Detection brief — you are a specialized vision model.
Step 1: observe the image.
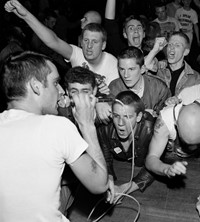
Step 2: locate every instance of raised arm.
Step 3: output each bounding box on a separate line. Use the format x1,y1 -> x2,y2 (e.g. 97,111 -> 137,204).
146,115 -> 187,177
69,93 -> 109,194
144,37 -> 167,72
4,0 -> 73,60
105,0 -> 116,20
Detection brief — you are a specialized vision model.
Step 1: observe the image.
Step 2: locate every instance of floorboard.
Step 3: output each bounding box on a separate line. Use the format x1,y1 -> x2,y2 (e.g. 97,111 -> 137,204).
68,155 -> 200,222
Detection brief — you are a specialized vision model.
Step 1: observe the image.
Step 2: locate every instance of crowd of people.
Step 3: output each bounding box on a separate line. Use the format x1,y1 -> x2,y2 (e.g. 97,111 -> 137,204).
1,0 -> 200,221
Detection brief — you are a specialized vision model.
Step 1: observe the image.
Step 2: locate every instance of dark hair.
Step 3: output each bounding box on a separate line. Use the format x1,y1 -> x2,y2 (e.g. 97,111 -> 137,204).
81,23 -> 107,42
123,15 -> 146,32
0,51 -> 53,101
169,31 -> 190,48
64,66 -> 96,89
117,46 -> 144,67
113,90 -> 145,114
155,2 -> 167,10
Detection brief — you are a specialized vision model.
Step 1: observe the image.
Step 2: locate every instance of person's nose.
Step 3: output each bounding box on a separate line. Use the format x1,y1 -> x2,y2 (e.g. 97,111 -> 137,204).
87,41 -> 93,49
124,70 -> 129,78
118,116 -> 125,126
57,84 -> 65,96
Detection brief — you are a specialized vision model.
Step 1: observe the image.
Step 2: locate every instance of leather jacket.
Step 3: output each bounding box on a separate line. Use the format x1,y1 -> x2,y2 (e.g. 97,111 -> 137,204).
97,111 -> 155,192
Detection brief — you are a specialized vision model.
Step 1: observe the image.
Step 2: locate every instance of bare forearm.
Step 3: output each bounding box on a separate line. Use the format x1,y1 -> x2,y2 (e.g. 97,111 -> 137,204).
105,0 -> 116,19
146,155 -> 170,176
22,12 -> 59,48
80,125 -> 108,174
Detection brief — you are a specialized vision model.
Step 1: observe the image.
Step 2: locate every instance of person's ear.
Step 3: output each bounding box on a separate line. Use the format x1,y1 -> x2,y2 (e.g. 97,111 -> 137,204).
136,112 -> 143,123
93,86 -> 98,96
102,41 -> 106,51
123,29 -> 127,39
30,78 -> 41,96
140,65 -> 146,74
184,48 -> 190,57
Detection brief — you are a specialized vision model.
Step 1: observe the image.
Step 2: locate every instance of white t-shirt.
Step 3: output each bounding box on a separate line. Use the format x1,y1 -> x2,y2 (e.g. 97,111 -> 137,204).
175,7 -> 198,44
160,103 -> 182,140
178,84 -> 200,105
153,16 -> 180,39
0,109 -> 88,222
68,44 -> 119,85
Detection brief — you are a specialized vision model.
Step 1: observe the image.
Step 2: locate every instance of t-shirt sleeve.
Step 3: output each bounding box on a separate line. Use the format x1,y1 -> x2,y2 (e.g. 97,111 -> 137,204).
42,116 -> 88,164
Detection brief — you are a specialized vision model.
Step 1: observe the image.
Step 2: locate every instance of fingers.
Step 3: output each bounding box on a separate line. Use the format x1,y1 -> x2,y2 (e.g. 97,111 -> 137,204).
165,96 -> 182,106
96,103 -> 112,124
154,37 -> 167,50
165,161 -> 188,177
98,83 -> 110,95
4,1 -> 14,12
106,179 -> 115,204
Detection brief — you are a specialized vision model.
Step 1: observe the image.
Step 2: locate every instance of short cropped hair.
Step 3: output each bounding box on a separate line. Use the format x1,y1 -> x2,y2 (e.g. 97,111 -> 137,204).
169,31 -> 190,48
117,46 -> 144,67
113,90 -> 145,115
81,23 -> 107,42
123,15 -> 146,32
64,66 -> 96,90
0,51 -> 53,101
155,2 -> 167,10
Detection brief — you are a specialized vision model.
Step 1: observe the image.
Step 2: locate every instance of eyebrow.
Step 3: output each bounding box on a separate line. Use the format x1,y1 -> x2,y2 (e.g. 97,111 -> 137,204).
127,24 -> 142,28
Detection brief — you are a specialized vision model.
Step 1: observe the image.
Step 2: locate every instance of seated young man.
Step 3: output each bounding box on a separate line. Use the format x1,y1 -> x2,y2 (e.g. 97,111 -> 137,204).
97,91 -> 155,196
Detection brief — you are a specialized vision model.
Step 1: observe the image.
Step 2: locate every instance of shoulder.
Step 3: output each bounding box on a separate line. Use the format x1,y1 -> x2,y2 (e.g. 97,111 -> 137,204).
43,115 -> 76,131
153,113 -> 169,136
109,78 -> 122,87
169,17 -> 179,22
144,73 -> 168,87
103,52 -> 117,62
70,44 -> 83,55
176,7 -> 182,13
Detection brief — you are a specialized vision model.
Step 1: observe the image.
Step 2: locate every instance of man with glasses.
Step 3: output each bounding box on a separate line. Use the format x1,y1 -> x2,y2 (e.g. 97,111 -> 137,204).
146,100 -> 200,178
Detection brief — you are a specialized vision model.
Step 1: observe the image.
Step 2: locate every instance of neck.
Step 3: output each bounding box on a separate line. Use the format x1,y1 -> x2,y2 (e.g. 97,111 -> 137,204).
120,124 -> 137,151
183,6 -> 190,10
169,59 -> 184,71
8,100 -> 41,115
88,52 -> 104,67
130,76 -> 143,91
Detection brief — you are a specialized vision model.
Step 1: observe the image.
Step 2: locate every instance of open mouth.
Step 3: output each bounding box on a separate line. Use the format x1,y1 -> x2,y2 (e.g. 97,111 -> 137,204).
132,37 -> 141,45
168,51 -> 175,59
117,128 -> 125,135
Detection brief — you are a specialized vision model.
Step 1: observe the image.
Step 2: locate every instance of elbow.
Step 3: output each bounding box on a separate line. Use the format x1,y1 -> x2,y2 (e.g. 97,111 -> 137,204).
145,155 -> 154,172
88,176 -> 109,195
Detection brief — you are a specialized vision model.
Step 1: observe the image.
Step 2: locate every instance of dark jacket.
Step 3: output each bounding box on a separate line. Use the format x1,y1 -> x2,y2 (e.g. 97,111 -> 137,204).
109,73 -> 171,114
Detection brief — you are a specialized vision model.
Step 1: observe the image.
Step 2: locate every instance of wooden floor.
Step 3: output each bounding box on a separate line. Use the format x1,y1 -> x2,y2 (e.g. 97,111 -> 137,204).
68,153 -> 200,222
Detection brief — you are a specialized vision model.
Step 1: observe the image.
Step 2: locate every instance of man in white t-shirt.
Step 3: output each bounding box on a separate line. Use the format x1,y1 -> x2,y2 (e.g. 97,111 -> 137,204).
5,0 -> 119,86
175,0 -> 200,46
153,2 -> 180,39
0,51 -> 111,222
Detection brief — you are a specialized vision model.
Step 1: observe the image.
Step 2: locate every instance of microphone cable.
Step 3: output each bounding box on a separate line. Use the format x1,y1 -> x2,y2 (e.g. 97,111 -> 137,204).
87,99 -> 141,222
